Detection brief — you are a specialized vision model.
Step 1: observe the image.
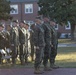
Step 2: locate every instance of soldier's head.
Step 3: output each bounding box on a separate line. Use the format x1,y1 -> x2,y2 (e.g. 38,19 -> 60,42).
6,25 -> 11,31
31,23 -> 35,29
23,20 -> 29,29
35,16 -> 42,25
43,15 -> 50,23
12,19 -> 19,27
0,23 -> 4,31
50,19 -> 56,26
19,21 -> 25,28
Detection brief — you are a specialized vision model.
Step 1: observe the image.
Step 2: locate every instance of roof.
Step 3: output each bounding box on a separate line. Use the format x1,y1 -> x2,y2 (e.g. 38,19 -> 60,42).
10,0 -> 38,3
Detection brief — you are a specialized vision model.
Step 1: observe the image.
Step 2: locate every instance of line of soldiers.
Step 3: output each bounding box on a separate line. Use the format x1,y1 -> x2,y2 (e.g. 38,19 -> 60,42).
0,23 -> 11,64
0,20 -> 30,65
33,16 -> 59,74
0,16 -> 59,74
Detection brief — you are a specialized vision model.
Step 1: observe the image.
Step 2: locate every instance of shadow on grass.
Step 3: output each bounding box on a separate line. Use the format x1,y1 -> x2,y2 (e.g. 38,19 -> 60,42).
0,47 -> 76,68
0,61 -> 34,69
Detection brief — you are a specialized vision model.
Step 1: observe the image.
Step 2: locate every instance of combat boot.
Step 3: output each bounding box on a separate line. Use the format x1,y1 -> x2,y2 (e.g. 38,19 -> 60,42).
50,63 -> 59,69
34,68 -> 44,74
44,66 -> 52,71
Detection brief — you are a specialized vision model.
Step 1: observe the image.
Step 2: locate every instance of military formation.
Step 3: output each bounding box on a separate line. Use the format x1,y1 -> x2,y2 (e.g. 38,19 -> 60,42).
33,16 -> 59,74
0,16 -> 59,74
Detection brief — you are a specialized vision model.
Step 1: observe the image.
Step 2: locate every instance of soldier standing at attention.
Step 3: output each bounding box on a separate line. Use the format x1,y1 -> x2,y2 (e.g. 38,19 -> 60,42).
33,17 -> 45,74
19,21 -> 26,65
23,21 -> 29,63
30,24 -> 35,61
0,23 -> 6,64
42,16 -> 52,71
49,20 -> 59,69
10,20 -> 19,65
4,25 -> 12,63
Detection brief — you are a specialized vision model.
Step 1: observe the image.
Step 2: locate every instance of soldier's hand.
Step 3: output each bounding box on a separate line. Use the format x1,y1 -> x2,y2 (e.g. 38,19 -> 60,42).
51,44 -> 53,47
35,46 -> 39,49
11,44 -> 14,46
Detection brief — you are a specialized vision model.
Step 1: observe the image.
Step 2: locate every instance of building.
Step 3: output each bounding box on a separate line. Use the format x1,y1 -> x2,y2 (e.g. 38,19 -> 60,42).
10,0 -> 39,24
55,21 -> 71,38
10,0 -> 71,38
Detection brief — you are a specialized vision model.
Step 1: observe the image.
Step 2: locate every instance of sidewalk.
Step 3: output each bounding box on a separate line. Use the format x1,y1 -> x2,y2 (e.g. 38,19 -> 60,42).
0,68 -> 76,75
58,43 -> 76,47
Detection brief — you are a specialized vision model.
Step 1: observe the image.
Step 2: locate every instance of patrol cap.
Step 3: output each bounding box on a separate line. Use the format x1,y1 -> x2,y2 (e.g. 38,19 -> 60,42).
25,23 -> 29,26
20,20 -> 29,26
13,20 -> 18,23
0,23 -> 4,28
21,20 -> 27,24
35,16 -> 42,20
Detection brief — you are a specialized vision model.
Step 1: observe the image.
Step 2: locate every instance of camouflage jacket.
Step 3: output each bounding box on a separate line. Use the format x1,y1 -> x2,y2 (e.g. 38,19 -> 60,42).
33,24 -> 45,47
42,22 -> 51,45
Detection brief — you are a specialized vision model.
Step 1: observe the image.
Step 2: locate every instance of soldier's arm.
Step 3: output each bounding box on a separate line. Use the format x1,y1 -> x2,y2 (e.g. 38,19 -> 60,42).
33,27 -> 39,47
10,29 -> 15,46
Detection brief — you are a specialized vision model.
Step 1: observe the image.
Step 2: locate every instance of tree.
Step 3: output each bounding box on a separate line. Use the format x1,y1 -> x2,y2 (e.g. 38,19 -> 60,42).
0,0 -> 12,20
38,0 -> 76,40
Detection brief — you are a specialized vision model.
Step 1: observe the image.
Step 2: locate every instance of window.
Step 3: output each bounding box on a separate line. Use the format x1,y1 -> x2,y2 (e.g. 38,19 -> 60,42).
25,4 -> 33,14
27,21 -> 34,25
38,7 -> 41,11
54,24 -> 58,30
65,21 -> 71,29
10,5 -> 18,14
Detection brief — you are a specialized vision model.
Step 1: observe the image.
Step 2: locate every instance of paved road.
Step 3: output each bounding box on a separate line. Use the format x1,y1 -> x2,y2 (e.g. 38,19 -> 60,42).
0,68 -> 76,75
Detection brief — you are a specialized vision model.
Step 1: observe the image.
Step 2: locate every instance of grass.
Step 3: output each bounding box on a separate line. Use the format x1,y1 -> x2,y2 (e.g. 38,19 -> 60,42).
58,39 -> 76,44
0,47 -> 76,68
0,39 -> 76,68
55,47 -> 76,68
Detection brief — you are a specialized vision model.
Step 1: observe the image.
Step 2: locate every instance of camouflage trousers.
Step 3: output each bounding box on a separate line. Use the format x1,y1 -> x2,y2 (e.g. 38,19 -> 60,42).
34,46 -> 44,69
11,46 -> 19,64
50,45 -> 57,64
43,45 -> 51,67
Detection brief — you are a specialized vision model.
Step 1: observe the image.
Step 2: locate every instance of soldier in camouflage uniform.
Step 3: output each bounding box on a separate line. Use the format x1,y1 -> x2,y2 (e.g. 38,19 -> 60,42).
42,16 -> 52,71
29,24 -> 35,61
23,22 -> 29,63
19,21 -> 29,64
5,25 -> 12,63
49,20 -> 59,69
10,20 -> 19,65
0,23 -> 6,64
19,21 -> 26,65
33,17 -> 45,74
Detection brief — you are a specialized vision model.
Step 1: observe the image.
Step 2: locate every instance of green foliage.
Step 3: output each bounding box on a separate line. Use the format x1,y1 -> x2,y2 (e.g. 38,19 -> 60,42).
0,0 -> 12,20
38,0 -> 76,24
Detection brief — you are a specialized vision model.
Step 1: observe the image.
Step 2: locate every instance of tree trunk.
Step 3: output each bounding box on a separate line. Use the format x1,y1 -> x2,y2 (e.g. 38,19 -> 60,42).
71,24 -> 75,40
74,25 -> 76,40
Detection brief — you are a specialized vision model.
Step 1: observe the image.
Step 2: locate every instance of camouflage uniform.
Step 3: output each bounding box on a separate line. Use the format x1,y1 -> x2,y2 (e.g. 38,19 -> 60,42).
24,29 -> 30,63
10,26 -> 19,64
42,22 -> 51,68
49,25 -> 58,68
19,27 -> 26,64
0,31 -> 6,63
30,24 -> 35,61
4,31 -> 11,49
33,24 -> 45,71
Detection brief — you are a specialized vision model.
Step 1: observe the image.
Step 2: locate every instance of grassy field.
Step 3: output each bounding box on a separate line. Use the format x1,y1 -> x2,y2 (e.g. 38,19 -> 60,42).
0,47 -> 76,68
0,39 -> 76,68
58,39 -> 76,44
55,47 -> 76,68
